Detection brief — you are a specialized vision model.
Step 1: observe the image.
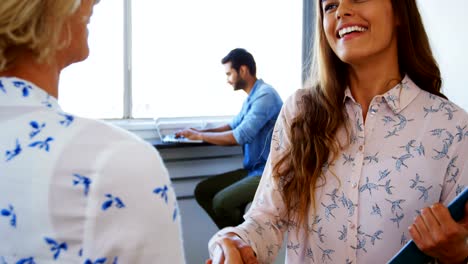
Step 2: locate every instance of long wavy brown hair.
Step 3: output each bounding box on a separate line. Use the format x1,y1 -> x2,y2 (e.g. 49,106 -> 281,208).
272,0 -> 444,230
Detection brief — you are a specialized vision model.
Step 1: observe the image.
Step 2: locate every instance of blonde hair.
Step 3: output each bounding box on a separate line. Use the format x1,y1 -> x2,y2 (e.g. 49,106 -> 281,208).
0,0 -> 81,70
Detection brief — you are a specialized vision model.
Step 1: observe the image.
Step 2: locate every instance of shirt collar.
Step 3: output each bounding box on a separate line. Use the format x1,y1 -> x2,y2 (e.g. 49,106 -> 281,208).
343,75 -> 421,114
0,77 -> 62,111
247,79 -> 264,100
343,87 -> 355,104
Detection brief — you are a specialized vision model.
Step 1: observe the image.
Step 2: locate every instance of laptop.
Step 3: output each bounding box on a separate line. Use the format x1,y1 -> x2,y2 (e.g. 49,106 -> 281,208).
155,117 -> 204,144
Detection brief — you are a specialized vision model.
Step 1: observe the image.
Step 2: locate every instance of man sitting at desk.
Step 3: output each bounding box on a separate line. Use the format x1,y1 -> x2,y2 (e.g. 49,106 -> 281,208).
176,48 -> 283,228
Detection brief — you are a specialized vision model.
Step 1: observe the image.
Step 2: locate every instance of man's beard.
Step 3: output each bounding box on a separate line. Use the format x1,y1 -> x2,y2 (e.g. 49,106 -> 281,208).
234,78 -> 247,91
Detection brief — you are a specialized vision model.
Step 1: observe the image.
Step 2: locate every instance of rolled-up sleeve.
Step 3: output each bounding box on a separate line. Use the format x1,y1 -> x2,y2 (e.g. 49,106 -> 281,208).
229,109 -> 242,131
232,91 -> 279,145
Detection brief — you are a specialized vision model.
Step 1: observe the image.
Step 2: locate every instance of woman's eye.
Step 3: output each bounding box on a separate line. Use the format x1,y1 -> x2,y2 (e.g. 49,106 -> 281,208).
324,3 -> 338,12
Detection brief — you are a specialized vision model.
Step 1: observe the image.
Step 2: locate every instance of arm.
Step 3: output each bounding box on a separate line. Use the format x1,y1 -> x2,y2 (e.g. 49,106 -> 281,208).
82,140 -> 185,263
208,155 -> 288,263
207,92 -> 296,263
409,118 -> 468,264
199,130 -> 237,145
202,124 -> 232,133
231,91 -> 281,145
175,124 -> 237,146
176,89 -> 281,146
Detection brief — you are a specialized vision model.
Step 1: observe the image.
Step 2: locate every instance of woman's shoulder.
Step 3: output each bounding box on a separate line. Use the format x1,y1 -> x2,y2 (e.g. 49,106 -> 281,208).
76,117 -> 145,142
62,116 -> 155,158
282,88 -> 312,116
417,89 -> 468,123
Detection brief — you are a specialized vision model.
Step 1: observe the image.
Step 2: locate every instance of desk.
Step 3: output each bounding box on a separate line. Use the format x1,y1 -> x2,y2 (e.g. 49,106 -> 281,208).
146,139 -> 243,264
148,139 -> 212,149
146,139 -> 243,198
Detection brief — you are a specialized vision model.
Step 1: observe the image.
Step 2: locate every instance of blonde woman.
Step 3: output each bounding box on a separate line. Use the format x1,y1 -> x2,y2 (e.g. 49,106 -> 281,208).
0,0 -> 184,263
208,0 -> 468,263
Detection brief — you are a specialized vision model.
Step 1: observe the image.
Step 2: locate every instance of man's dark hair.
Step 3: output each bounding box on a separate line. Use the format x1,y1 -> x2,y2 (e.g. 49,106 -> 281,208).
221,48 -> 257,76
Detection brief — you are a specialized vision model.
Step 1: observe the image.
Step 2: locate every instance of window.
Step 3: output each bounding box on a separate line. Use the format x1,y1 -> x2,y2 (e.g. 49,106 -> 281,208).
418,0 -> 468,110
60,0 -> 124,119
58,0 -> 303,120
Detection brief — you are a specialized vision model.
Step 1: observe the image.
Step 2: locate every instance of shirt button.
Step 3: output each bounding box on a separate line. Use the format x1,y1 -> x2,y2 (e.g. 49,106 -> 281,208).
352,182 -> 357,188
358,145 -> 363,151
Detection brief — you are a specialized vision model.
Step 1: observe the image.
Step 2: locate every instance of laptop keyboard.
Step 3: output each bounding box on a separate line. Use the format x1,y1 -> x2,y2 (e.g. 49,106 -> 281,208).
162,134 -> 203,143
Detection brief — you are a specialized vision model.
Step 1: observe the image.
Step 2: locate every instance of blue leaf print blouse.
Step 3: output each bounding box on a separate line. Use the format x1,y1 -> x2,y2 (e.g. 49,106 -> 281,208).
209,75 -> 468,263
0,77 -> 185,263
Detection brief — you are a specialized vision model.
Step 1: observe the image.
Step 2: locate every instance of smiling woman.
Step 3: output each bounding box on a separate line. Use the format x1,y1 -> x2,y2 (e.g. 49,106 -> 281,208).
323,0 -> 398,68
206,0 -> 468,263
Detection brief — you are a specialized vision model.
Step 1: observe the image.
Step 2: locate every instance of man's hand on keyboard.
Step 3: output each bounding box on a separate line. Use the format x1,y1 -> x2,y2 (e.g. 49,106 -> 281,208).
175,128 -> 203,141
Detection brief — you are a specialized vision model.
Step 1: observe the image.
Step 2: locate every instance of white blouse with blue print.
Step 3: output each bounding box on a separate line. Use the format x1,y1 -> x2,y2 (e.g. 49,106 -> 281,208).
0,77 -> 185,263
210,76 -> 468,263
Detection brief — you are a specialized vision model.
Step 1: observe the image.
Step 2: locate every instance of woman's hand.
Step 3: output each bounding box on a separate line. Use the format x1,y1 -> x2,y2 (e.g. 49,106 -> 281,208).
207,233 -> 258,264
409,202 -> 468,264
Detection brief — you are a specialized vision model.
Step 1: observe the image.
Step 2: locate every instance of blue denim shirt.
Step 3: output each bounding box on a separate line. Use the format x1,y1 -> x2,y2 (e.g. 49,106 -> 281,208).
230,79 -> 283,176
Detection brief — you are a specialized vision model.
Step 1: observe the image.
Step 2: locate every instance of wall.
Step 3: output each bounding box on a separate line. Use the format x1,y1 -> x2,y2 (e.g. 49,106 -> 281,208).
418,0 -> 468,110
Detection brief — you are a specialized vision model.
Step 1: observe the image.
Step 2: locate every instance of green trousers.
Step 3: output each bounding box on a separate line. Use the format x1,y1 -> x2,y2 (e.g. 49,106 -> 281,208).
194,168 -> 261,229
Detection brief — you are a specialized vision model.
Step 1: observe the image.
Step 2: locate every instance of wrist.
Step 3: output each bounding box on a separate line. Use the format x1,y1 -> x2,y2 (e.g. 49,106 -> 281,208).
199,132 -> 204,141
438,255 -> 468,264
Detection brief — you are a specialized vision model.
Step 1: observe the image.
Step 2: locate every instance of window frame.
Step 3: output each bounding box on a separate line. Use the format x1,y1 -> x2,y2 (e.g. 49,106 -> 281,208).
107,0 -> 315,138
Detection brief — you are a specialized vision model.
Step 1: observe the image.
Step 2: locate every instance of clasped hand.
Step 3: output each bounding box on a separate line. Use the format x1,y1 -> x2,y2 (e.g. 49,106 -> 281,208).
409,202 -> 468,264
207,233 -> 258,264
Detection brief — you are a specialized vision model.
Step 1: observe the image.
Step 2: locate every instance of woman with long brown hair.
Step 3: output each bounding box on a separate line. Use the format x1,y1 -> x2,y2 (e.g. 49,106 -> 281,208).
207,0 -> 468,263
